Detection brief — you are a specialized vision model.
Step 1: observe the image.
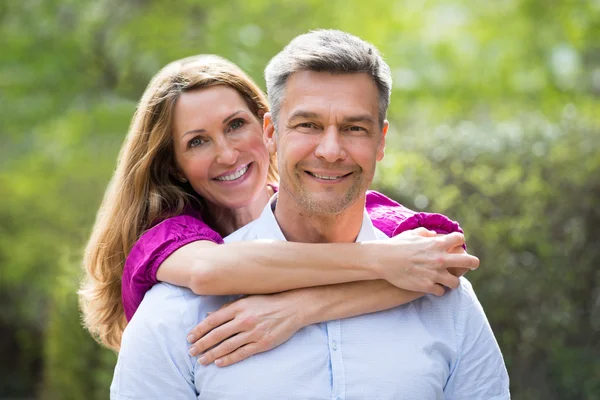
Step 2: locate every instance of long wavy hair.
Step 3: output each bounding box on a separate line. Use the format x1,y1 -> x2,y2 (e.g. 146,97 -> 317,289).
79,55 -> 278,351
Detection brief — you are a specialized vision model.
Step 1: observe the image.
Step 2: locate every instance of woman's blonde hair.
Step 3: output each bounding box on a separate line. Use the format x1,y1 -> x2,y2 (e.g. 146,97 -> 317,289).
79,55 -> 278,351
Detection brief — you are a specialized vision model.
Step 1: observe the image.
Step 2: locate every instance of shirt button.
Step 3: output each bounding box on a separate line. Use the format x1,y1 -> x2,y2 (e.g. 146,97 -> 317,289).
332,341 -> 338,351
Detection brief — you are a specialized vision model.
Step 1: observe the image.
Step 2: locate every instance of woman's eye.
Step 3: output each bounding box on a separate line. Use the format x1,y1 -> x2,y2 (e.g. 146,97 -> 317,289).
229,119 -> 244,131
188,137 -> 206,148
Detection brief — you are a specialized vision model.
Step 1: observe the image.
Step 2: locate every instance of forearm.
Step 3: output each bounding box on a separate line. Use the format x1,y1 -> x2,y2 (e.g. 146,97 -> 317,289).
287,280 -> 424,326
159,240 -> 383,295
284,246 -> 470,326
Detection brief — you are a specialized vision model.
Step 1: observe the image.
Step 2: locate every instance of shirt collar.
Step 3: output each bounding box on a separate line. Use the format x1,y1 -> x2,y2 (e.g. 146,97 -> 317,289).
252,193 -> 380,243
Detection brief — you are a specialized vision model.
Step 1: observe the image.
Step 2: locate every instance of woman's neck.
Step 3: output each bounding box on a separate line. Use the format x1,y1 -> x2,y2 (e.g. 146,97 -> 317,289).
204,185 -> 274,237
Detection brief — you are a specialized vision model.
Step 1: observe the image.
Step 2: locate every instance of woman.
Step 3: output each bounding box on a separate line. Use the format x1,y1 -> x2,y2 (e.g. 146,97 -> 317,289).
79,55 -> 478,365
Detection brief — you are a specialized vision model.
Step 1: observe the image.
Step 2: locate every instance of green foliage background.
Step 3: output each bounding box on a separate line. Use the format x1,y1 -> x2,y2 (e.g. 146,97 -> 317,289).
1,0 -> 599,399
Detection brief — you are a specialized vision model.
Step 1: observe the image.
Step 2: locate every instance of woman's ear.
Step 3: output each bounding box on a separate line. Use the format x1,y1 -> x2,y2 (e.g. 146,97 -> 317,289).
170,164 -> 188,183
263,112 -> 277,155
257,108 -> 266,121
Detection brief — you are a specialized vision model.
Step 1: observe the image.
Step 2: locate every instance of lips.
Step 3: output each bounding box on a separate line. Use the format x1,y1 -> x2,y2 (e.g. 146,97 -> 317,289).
305,170 -> 352,180
214,163 -> 250,181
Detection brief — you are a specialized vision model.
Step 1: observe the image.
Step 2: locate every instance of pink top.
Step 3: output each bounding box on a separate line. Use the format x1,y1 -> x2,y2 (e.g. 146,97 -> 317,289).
122,190 -> 464,321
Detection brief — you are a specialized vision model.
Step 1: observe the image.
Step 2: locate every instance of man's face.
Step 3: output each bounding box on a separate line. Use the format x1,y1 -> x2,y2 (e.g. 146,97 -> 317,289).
266,71 -> 388,215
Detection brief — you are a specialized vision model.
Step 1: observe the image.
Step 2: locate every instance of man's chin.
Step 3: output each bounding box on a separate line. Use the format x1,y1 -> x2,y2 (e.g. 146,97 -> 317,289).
297,192 -> 357,216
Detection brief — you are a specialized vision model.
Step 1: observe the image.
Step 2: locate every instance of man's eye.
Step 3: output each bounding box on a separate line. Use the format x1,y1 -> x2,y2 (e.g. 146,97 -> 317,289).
348,126 -> 366,132
298,122 -> 316,129
188,137 -> 206,148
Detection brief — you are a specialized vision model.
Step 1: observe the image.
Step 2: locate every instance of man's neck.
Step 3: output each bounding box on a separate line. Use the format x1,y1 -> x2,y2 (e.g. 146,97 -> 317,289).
273,189 -> 367,243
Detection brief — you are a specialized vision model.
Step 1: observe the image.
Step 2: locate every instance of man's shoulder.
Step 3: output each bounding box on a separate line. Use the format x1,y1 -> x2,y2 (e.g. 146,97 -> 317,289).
130,283 -> 198,331
133,283 -> 236,334
142,282 -> 196,304
412,277 -> 480,318
439,277 -> 477,306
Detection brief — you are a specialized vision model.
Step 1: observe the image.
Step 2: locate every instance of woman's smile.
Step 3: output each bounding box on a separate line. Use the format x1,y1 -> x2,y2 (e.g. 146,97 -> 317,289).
172,86 -> 270,210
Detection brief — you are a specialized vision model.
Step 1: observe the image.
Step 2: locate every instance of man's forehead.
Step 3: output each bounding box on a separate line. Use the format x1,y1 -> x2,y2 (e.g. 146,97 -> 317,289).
281,71 -> 379,121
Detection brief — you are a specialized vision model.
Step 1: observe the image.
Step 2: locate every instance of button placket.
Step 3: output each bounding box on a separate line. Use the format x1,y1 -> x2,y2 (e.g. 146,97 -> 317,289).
327,320 -> 345,400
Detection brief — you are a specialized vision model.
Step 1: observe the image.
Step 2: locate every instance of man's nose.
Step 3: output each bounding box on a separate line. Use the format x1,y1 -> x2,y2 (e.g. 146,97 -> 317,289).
314,126 -> 346,162
215,139 -> 239,165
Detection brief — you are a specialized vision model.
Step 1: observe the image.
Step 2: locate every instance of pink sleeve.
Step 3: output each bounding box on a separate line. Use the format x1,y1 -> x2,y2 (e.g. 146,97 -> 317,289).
122,214 -> 223,321
366,190 -> 466,247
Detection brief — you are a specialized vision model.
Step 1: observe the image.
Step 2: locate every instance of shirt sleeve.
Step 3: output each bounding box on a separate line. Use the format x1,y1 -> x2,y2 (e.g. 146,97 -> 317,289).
444,279 -> 511,399
110,284 -> 198,400
391,212 -> 464,237
122,213 -> 224,321
365,190 -> 466,248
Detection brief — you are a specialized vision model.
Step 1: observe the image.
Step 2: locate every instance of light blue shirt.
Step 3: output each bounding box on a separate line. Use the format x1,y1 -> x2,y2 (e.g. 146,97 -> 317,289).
111,197 -> 510,399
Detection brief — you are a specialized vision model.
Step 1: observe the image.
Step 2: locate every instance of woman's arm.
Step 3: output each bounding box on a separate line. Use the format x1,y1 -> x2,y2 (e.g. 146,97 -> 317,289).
188,247 -> 469,367
187,279 -> 418,366
186,238 -> 470,367
299,243 -> 469,325
157,229 -> 477,296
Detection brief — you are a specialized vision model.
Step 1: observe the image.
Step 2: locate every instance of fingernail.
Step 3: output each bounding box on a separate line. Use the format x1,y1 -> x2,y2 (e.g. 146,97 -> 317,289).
215,359 -> 223,367
188,347 -> 197,356
187,334 -> 196,343
199,356 -> 207,365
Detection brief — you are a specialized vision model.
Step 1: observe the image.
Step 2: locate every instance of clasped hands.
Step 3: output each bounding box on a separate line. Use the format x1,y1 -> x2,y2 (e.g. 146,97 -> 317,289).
187,228 -> 479,367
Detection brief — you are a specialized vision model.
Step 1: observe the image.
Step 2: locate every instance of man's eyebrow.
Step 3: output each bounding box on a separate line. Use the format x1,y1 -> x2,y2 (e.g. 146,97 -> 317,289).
288,110 -> 322,121
181,110 -> 245,139
343,114 -> 376,125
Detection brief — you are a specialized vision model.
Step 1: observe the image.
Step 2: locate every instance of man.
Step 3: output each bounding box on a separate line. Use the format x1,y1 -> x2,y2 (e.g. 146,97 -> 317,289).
111,30 -> 510,399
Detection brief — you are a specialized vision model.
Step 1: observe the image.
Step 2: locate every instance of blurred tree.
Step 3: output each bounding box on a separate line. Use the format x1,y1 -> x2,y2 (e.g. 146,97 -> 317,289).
0,0 -> 598,398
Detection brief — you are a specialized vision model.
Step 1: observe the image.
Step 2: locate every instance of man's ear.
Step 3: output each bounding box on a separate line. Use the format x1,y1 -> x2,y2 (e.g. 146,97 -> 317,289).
263,112 -> 277,155
376,120 -> 388,161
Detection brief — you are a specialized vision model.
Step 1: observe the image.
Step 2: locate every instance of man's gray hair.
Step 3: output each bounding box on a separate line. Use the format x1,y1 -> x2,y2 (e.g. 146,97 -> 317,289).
264,29 -> 392,129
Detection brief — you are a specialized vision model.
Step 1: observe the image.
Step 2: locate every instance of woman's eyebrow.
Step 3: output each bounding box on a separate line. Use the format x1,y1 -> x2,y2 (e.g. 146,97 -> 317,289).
222,110 -> 245,124
181,128 -> 206,140
181,110 -> 246,140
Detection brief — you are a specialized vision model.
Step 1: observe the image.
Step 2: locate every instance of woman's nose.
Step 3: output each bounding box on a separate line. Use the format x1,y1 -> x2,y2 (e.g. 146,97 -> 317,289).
215,140 -> 239,165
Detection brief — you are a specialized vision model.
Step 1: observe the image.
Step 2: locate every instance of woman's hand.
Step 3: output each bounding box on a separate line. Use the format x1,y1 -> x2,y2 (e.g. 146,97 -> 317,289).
372,228 -> 480,296
187,292 -> 302,367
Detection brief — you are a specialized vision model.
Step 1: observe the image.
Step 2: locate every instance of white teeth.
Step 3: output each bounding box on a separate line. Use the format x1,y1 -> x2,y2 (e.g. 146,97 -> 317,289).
215,165 -> 249,181
310,172 -> 343,180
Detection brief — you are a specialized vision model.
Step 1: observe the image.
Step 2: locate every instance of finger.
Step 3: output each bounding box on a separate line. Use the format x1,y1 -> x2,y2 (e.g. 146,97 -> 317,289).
187,306 -> 236,343
218,299 -> 237,310
429,283 -> 446,297
438,232 -> 466,249
448,267 -> 470,277
214,342 -> 263,367
437,273 -> 460,290
189,320 -> 243,356
446,253 -> 480,270
412,227 -> 437,237
198,332 -> 252,365
422,280 -> 446,296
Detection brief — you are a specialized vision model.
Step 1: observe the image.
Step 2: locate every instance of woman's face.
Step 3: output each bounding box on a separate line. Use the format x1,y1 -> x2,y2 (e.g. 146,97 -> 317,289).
172,85 -> 270,210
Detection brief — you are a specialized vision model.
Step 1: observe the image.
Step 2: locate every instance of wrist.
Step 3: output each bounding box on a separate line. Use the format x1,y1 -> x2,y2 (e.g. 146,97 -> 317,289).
280,289 -> 317,327
360,241 -> 387,281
